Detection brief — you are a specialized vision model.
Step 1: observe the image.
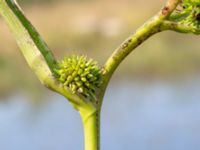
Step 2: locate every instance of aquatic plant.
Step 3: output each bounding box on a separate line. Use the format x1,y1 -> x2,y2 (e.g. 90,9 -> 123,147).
0,0 -> 199,150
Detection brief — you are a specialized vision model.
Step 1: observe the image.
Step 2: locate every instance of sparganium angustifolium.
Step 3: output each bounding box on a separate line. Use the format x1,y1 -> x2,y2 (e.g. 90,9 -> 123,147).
55,55 -> 102,101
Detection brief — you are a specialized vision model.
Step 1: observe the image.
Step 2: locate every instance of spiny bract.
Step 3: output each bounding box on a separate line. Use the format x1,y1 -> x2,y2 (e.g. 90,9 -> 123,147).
56,55 -> 102,100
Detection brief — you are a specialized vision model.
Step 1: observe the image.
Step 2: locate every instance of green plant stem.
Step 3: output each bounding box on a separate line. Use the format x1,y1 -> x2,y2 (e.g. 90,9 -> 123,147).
161,20 -> 200,34
103,16 -> 162,83
100,0 -> 180,107
0,0 -> 91,106
80,110 -> 100,150
103,0 -> 180,80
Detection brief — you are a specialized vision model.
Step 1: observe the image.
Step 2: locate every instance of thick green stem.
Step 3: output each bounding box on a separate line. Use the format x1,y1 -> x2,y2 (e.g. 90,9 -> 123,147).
80,110 -> 100,150
100,0 -> 180,107
103,0 -> 180,80
161,20 -> 200,34
103,17 -> 162,81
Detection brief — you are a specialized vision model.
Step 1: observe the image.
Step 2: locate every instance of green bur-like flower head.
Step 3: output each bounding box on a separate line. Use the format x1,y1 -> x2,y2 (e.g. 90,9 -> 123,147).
56,55 -> 102,100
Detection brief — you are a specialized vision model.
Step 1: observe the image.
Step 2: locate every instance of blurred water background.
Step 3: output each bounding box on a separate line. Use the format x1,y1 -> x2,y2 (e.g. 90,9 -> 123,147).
1,0 -> 200,149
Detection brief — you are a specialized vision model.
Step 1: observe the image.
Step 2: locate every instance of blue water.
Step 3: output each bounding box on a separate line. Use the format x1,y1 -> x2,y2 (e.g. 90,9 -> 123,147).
1,77 -> 200,150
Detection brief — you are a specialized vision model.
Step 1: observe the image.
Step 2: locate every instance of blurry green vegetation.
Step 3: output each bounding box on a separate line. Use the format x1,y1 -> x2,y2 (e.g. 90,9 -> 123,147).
1,0 -> 200,97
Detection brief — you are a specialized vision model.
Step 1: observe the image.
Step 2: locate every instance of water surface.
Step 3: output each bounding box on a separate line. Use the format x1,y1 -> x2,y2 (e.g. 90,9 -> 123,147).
1,78 -> 200,150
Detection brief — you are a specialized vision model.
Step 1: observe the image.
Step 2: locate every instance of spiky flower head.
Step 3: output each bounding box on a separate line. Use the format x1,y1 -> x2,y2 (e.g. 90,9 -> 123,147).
56,55 -> 102,100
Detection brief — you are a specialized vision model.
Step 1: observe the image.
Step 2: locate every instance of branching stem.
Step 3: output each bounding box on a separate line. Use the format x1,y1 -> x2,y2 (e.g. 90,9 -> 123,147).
0,0 -> 92,107
3,0 -> 198,150
101,0 -> 180,106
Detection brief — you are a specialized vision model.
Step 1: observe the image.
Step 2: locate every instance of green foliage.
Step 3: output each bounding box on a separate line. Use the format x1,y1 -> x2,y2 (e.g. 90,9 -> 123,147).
182,0 -> 200,22
56,55 -> 102,100
168,0 -> 200,33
